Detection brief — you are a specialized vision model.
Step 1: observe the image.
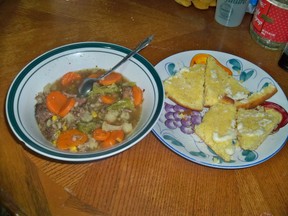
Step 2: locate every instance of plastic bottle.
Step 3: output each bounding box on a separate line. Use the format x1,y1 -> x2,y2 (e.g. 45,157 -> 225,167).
215,0 -> 249,27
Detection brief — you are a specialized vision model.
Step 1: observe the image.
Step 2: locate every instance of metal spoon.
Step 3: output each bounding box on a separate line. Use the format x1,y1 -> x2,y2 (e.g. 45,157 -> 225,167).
78,35 -> 154,97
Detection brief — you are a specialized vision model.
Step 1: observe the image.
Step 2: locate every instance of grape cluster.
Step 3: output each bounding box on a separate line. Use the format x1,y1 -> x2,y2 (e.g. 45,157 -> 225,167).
164,102 -> 202,134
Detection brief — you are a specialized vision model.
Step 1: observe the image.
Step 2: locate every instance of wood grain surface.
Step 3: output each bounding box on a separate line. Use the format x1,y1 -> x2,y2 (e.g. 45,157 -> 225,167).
0,0 -> 287,215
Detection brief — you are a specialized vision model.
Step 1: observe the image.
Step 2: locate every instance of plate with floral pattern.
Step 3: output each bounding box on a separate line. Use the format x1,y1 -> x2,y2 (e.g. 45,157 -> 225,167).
152,50 -> 288,169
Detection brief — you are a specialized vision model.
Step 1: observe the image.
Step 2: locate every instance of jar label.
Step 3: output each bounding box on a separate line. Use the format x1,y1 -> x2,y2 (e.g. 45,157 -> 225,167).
251,0 -> 288,43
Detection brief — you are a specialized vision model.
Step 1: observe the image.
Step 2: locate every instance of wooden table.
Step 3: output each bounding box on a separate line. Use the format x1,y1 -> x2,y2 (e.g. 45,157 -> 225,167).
1,1 -> 287,215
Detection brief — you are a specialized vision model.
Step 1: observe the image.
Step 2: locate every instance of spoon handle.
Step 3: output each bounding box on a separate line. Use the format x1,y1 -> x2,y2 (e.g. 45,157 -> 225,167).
95,35 -> 154,80
78,35 -> 154,97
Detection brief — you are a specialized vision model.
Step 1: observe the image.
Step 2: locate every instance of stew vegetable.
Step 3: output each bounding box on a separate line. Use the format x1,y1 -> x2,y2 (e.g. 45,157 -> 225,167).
35,68 -> 143,152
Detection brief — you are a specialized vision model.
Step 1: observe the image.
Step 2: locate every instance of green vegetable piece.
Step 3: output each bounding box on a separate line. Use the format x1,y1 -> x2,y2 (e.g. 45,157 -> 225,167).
77,122 -> 99,134
89,83 -> 120,96
122,81 -> 136,87
108,98 -> 135,111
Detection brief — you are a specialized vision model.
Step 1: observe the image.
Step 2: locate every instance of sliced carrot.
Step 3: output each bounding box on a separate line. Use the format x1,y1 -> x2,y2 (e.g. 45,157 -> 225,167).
110,130 -> 125,142
190,53 -> 233,75
100,136 -> 116,148
132,85 -> 143,106
100,95 -> 116,104
58,98 -> 76,117
93,128 -> 111,141
56,129 -> 88,150
60,72 -> 81,87
46,91 -> 75,117
98,129 -> 125,148
99,72 -> 122,86
46,91 -> 68,115
88,73 -> 102,79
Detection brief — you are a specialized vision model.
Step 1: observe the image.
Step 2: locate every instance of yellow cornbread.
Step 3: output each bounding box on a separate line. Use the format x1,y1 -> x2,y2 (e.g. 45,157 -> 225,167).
195,103 -> 237,162
235,83 -> 278,109
163,56 -> 281,161
164,56 -> 277,111
164,64 -> 205,111
204,56 -> 250,107
237,106 -> 282,150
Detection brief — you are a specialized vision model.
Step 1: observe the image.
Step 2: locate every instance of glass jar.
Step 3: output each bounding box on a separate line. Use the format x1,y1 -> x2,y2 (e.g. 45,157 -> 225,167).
250,0 -> 288,50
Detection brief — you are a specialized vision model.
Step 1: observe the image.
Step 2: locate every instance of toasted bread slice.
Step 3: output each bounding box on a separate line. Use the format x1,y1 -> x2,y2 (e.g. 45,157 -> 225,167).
235,83 -> 278,109
163,64 -> 205,111
195,103 -> 237,161
236,106 -> 282,150
204,56 -> 250,107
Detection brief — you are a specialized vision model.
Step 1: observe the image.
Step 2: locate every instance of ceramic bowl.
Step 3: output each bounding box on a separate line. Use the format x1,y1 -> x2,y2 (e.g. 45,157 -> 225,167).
6,42 -> 164,161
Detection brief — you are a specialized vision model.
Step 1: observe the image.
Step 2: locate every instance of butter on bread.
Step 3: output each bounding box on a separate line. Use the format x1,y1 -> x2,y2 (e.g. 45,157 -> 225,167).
204,56 -> 250,107
237,106 -> 282,150
195,103 -> 237,162
235,84 -> 278,109
164,64 -> 205,111
195,103 -> 282,161
163,56 -> 277,111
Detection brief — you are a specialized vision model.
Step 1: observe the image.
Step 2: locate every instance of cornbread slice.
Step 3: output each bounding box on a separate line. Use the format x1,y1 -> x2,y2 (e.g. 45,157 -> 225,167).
195,103 -> 237,161
164,64 -> 205,111
204,56 -> 250,107
235,83 -> 278,109
237,106 -> 282,150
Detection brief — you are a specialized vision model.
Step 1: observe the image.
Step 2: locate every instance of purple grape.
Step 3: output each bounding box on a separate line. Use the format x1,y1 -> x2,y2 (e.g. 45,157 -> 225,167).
180,125 -> 194,134
181,118 -> 192,127
164,102 -> 175,112
191,115 -> 202,125
173,112 -> 183,121
173,104 -> 186,112
173,119 -> 182,128
165,119 -> 177,129
165,112 -> 175,120
191,111 -> 201,117
163,102 -> 203,133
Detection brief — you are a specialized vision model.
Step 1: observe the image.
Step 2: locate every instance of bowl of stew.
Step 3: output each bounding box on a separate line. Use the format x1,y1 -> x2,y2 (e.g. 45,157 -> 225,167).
6,41 -> 164,161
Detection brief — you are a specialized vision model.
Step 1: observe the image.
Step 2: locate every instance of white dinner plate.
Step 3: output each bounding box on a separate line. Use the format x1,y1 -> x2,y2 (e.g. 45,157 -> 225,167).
152,50 -> 288,169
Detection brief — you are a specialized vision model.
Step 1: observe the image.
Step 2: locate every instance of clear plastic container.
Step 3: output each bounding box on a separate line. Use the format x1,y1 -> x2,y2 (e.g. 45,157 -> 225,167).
215,0 -> 249,27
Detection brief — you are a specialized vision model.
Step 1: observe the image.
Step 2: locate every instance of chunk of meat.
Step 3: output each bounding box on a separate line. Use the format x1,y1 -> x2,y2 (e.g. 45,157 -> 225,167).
122,86 -> 133,100
35,103 -> 53,127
